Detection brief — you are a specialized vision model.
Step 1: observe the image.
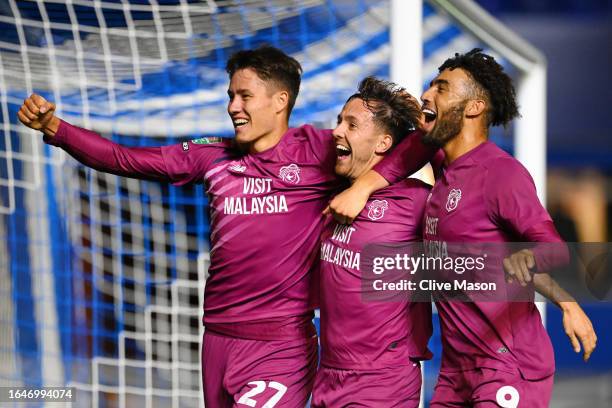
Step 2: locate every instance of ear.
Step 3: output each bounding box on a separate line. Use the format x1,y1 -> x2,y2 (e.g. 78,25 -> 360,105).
465,99 -> 486,118
375,133 -> 393,154
274,90 -> 290,115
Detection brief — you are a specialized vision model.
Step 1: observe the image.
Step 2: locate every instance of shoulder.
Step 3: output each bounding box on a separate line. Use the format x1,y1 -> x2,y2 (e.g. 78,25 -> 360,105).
283,124 -> 334,163
190,136 -> 226,145
161,136 -> 236,163
481,144 -> 533,190
359,180 -> 429,230
380,178 -> 431,199
184,136 -> 236,156
285,124 -> 332,144
402,177 -> 432,192
479,143 -> 531,179
187,136 -> 235,150
370,178 -> 431,213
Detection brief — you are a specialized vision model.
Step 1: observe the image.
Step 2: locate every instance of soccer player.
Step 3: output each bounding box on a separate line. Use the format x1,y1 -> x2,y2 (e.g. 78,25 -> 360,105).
312,77 -> 432,407
362,48 -> 596,407
17,46 -> 434,407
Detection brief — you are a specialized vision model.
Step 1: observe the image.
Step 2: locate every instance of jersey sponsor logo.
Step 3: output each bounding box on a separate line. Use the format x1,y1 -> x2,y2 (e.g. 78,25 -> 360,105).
278,163 -> 300,184
331,224 -> 356,244
182,142 -> 189,151
228,161 -> 247,172
223,195 -> 288,215
320,241 -> 361,270
243,177 -> 273,194
445,188 -> 462,212
367,199 -> 388,221
191,137 -> 222,144
425,216 -> 439,236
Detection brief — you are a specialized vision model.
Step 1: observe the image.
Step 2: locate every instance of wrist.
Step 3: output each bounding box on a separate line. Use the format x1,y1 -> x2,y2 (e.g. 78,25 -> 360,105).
354,170 -> 387,195
559,301 -> 575,313
350,178 -> 374,200
42,116 -> 60,138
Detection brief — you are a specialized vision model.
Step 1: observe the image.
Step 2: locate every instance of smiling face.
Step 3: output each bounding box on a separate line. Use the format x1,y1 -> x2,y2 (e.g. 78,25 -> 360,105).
420,68 -> 472,147
227,68 -> 288,152
333,98 -> 392,181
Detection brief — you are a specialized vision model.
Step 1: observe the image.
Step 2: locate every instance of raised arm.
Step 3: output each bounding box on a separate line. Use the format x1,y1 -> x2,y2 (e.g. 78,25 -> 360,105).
45,120 -> 172,182
18,93 -> 214,184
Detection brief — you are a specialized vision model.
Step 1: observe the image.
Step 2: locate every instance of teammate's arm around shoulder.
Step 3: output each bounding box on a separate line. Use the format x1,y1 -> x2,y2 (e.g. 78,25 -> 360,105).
325,130 -> 436,224
323,170 -> 389,224
17,93 -> 215,185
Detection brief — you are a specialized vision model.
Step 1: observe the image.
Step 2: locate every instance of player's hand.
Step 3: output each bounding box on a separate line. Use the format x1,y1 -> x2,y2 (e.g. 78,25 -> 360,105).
503,249 -> 534,286
323,185 -> 369,224
17,93 -> 60,136
561,301 -> 597,362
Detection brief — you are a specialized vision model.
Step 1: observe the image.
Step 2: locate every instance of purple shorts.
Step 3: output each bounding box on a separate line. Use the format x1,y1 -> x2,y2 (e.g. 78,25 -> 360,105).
201,331 -> 317,407
311,362 -> 422,408
430,368 -> 553,407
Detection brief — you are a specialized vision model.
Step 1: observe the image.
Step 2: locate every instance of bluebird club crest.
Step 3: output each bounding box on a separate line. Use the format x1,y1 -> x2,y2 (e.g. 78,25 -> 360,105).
367,199 -> 389,221
279,163 -> 301,184
446,189 -> 462,212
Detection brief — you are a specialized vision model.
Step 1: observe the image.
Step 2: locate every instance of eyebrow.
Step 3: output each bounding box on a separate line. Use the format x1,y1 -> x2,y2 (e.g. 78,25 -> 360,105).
227,88 -> 252,95
338,113 -> 359,123
430,79 -> 449,87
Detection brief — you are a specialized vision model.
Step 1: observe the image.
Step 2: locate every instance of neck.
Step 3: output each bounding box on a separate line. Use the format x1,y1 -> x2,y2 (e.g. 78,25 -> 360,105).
442,123 -> 488,165
248,121 -> 289,154
349,154 -> 384,184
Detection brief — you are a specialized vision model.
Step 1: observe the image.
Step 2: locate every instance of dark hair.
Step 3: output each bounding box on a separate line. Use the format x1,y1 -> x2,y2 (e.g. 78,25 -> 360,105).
347,76 -> 421,145
438,48 -> 519,127
226,46 -> 302,116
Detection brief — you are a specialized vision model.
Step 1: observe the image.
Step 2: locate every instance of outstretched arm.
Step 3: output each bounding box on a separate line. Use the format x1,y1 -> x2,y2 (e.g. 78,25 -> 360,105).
18,93 -> 172,181
18,93 -> 213,184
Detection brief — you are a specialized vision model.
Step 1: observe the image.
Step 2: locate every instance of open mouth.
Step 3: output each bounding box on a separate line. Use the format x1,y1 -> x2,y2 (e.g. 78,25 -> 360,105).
336,144 -> 351,160
232,118 -> 249,128
422,108 -> 437,123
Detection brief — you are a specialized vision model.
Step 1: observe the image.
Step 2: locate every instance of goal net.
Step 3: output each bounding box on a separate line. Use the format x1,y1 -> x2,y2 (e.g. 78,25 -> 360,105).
0,1 -> 544,407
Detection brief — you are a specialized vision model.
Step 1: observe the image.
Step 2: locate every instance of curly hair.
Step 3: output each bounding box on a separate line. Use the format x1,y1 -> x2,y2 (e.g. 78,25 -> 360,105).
226,46 -> 303,115
439,48 -> 520,127
347,76 -> 421,146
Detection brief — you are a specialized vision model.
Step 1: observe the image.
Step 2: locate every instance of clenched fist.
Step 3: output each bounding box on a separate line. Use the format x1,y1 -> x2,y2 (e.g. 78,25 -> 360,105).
17,94 -> 60,137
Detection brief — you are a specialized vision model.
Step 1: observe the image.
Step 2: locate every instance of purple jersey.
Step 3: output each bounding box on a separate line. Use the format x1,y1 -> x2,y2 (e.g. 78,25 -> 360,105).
319,179 -> 433,370
47,121 -> 434,340
422,141 -> 558,380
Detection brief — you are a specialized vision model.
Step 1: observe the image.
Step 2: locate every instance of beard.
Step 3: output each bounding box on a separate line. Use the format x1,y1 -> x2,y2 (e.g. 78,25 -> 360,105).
422,101 -> 466,148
